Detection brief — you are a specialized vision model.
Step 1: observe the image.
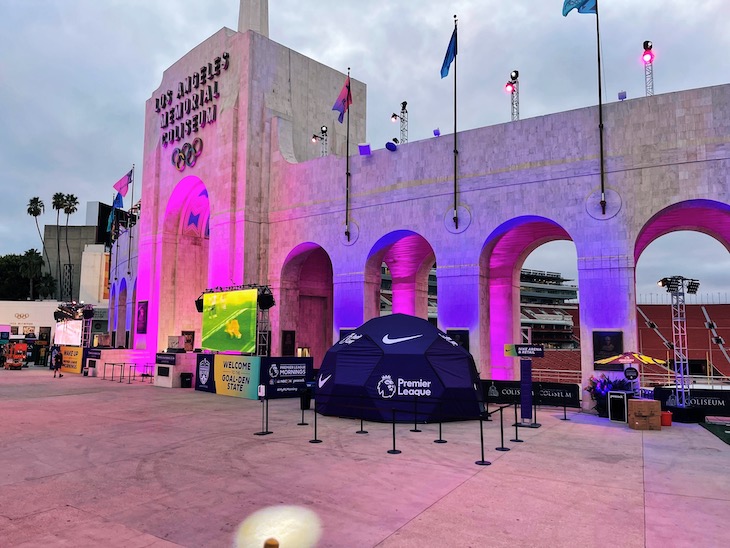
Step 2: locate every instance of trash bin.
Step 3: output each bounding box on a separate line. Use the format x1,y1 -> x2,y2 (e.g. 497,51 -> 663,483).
661,411 -> 672,427
180,372 -> 193,388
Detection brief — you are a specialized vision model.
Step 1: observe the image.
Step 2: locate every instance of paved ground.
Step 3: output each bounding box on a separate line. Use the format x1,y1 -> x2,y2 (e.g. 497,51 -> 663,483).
1,367 -> 728,547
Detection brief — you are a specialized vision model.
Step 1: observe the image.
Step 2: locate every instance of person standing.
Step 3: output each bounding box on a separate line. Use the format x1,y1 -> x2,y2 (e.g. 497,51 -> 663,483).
53,351 -> 63,378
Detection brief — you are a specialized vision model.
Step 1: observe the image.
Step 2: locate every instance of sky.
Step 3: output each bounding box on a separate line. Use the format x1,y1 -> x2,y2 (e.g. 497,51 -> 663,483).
1,0 -> 728,301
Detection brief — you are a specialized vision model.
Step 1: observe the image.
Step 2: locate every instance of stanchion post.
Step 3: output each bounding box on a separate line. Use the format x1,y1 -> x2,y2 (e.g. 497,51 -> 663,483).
356,418 -> 368,434
484,401 -> 492,421
410,396 -> 421,432
561,404 -> 570,421
309,399 -> 322,443
254,398 -> 273,436
298,406 -> 308,426
496,406 -> 510,451
434,422 -> 447,444
387,408 -> 401,454
510,403 -> 523,443
475,418 -> 491,466
532,403 -> 541,428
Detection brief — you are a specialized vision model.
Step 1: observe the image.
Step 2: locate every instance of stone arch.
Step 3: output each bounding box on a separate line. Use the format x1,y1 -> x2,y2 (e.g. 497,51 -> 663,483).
635,199 -> 730,261
365,231 -> 436,323
279,243 -> 333,367
480,216 -> 574,379
158,176 -> 209,351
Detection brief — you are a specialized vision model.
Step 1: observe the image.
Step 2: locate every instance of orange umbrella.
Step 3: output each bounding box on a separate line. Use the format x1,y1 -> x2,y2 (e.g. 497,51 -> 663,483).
594,351 -> 666,367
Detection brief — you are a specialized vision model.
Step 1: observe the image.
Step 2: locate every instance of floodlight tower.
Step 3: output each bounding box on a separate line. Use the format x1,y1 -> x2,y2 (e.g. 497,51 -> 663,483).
657,276 -> 700,407
505,70 -> 519,121
390,101 -> 408,144
642,41 -> 655,97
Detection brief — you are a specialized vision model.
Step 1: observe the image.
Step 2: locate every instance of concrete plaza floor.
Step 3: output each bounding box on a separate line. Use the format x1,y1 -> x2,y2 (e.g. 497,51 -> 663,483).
1,367 -> 728,548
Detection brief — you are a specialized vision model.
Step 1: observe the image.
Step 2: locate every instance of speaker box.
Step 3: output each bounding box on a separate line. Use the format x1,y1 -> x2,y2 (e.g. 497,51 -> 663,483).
195,297 -> 204,313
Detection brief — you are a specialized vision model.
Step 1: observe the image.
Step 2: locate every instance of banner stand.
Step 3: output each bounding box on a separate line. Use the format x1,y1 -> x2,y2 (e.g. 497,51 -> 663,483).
254,397 -> 273,436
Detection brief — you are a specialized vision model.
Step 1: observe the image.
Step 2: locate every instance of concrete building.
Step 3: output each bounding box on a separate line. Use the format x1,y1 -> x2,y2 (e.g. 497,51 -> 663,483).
109,1 -> 730,397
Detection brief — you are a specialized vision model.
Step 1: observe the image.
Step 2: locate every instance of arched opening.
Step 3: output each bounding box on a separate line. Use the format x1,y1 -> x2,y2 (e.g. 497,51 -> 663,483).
365,231 -> 436,324
280,243 -> 333,368
635,200 -> 730,379
116,278 -> 128,348
480,216 -> 574,380
158,177 -> 209,351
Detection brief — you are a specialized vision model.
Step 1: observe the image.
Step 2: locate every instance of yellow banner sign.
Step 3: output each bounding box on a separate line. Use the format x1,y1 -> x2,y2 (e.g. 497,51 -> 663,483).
60,345 -> 83,374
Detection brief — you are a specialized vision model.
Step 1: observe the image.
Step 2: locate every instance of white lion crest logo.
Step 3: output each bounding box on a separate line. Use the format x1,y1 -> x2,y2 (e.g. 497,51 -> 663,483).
269,364 -> 279,378
377,375 -> 396,399
199,358 -> 211,385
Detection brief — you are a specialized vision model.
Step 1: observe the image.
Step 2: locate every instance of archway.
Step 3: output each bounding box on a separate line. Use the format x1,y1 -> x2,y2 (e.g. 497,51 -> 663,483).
280,243 -> 333,368
480,216 -> 574,379
116,278 -> 128,348
158,177 -> 209,351
365,231 -> 436,323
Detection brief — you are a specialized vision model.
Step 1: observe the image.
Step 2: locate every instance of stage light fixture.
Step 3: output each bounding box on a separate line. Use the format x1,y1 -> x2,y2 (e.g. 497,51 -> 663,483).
618,91 -> 627,101
320,125 -> 327,135
391,113 -> 399,122
646,321 -> 657,329
358,143 -> 371,156
257,286 -> 276,310
195,295 -> 204,313
433,128 -> 440,137
705,321 -> 717,329
510,70 -> 519,81
385,140 -> 398,152
712,336 -> 725,345
505,81 -> 515,93
642,40 -> 654,64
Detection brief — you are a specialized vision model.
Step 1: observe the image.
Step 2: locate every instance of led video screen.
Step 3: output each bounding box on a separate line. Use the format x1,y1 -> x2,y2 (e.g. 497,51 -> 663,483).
201,289 -> 257,353
54,320 -> 83,346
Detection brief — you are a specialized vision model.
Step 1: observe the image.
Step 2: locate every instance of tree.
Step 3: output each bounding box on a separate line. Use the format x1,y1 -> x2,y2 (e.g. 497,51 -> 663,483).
63,194 -> 79,300
37,273 -> 57,300
19,249 -> 44,300
27,197 -> 50,273
52,192 -> 65,300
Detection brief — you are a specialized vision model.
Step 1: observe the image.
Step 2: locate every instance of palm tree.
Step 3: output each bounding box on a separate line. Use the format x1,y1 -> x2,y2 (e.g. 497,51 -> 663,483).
51,192 -> 65,300
63,194 -> 79,300
27,197 -> 50,273
37,273 -> 57,300
19,249 -> 44,300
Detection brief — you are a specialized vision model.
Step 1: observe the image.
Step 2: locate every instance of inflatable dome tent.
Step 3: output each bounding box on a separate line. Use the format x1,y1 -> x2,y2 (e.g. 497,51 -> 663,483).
315,314 -> 483,423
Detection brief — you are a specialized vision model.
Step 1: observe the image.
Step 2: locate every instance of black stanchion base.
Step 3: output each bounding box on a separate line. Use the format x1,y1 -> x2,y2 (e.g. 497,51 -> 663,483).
387,449 -> 402,454
515,422 -> 541,428
410,428 -> 422,433
510,438 -> 524,443
434,439 -> 447,444
356,429 -> 368,434
254,431 -> 273,436
495,447 -> 510,452
560,417 -> 571,421
309,439 -> 323,444
475,460 -> 491,466
297,422 -> 309,426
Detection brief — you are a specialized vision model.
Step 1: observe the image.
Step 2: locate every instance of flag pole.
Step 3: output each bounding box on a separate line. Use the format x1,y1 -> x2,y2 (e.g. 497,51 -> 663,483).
452,15 -> 459,230
595,2 -> 606,215
126,165 -> 134,274
345,68 -> 351,242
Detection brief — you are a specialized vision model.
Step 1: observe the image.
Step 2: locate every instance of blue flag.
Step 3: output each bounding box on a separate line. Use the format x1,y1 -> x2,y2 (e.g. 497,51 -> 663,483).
106,192 -> 124,232
331,76 -> 352,124
562,0 -> 597,16
440,28 -> 457,78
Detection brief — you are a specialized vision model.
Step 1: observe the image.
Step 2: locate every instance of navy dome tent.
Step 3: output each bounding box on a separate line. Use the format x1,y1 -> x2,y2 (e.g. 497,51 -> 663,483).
315,314 -> 483,423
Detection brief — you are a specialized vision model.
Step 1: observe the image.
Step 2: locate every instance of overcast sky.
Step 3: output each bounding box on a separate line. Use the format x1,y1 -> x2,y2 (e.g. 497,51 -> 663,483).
1,0 -> 728,301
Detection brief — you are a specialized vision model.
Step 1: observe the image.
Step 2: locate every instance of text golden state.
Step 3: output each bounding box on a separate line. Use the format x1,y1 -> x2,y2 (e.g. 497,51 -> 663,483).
221,360 -> 251,391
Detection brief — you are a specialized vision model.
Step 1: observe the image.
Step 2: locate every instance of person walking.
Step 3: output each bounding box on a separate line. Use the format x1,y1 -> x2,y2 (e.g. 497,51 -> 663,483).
53,351 -> 63,378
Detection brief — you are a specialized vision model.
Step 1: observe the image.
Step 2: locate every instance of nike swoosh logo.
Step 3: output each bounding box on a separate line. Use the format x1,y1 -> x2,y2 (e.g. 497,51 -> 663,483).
318,374 -> 332,388
382,334 -> 423,345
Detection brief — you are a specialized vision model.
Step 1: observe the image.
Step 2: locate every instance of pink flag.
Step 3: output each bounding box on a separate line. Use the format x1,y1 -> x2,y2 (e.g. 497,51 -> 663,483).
331,76 -> 352,124
113,169 -> 132,197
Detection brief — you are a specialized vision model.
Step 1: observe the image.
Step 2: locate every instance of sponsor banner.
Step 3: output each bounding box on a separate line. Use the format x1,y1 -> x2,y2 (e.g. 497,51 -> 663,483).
259,357 -> 313,399
520,359 -> 533,421
60,345 -> 83,374
156,353 -> 177,365
653,386 -> 729,415
195,354 -> 216,393
505,344 -> 545,357
201,289 -> 257,353
212,354 -> 260,399
85,348 -> 102,360
483,380 -> 581,408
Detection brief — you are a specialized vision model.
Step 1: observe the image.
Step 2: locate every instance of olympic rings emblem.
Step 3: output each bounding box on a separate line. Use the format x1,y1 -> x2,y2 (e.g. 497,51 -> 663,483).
15,313 -> 29,319
171,137 -> 203,171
